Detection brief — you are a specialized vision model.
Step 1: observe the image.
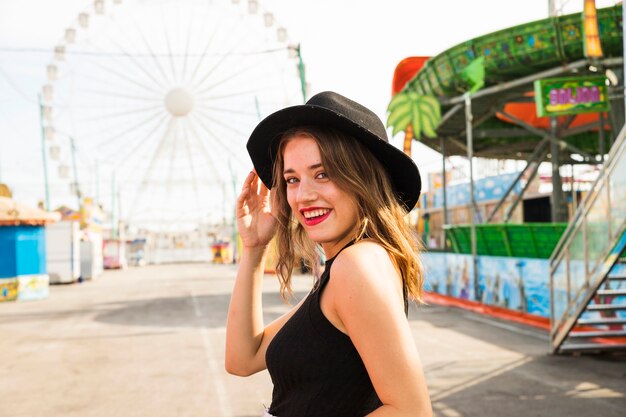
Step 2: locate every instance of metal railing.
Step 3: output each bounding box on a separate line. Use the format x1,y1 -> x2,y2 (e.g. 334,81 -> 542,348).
549,124 -> 626,352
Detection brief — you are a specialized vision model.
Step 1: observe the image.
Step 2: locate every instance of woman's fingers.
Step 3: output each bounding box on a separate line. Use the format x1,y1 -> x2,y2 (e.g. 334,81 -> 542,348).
237,171 -> 258,213
249,172 -> 259,196
259,180 -> 269,197
270,188 -> 279,218
241,171 -> 255,192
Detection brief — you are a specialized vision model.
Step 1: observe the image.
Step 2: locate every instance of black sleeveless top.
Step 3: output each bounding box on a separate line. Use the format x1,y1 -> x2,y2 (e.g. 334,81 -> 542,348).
265,242 -> 386,417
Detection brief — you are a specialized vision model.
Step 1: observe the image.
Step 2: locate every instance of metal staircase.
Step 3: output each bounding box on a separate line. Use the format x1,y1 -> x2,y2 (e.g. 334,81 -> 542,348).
549,125 -> 626,354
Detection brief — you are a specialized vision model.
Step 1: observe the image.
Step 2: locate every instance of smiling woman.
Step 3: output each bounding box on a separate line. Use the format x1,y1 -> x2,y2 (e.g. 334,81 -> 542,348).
226,91 -> 432,417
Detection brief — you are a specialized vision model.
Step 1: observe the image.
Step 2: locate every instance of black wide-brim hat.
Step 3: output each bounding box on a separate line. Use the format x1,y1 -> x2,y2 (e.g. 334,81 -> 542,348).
246,91 -> 421,212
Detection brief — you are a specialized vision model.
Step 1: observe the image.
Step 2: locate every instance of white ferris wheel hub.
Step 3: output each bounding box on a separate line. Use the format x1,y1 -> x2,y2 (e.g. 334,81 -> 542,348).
165,87 -> 194,117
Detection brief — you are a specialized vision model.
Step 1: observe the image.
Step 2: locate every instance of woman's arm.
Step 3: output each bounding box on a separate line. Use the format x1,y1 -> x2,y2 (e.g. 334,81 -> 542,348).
328,242 -> 433,417
225,245 -> 307,376
225,171 -> 303,376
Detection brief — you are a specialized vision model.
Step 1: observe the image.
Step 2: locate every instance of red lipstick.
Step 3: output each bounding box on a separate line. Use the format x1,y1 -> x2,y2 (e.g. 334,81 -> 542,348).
300,207 -> 332,226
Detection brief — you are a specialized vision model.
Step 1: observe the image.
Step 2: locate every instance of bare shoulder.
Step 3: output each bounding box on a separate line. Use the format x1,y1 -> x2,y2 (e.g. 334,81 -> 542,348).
333,240 -> 392,274
328,240 -> 403,308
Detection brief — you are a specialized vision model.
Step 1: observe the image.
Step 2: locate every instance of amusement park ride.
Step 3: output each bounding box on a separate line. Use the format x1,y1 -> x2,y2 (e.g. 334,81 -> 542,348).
390,1 -> 626,354
31,0 -> 307,266
37,0 -> 305,235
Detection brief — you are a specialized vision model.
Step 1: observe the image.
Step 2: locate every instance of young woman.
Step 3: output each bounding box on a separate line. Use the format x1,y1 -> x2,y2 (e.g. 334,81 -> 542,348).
226,91 -> 432,417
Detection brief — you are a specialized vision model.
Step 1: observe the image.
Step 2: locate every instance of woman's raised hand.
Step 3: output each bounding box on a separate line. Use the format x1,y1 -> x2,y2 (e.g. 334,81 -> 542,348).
236,171 -> 277,248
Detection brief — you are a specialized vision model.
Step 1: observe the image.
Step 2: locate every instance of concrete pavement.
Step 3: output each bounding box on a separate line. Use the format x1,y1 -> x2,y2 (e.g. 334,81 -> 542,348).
0,263 -> 624,417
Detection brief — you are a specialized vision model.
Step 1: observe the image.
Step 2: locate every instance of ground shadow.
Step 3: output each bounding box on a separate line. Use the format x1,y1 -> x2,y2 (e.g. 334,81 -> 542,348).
408,303 -> 626,417
93,291 -> 308,329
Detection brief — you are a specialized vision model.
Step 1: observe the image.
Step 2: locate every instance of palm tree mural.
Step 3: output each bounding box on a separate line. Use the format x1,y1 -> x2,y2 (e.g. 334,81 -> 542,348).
387,57 -> 442,156
387,55 -> 486,156
386,90 -> 441,155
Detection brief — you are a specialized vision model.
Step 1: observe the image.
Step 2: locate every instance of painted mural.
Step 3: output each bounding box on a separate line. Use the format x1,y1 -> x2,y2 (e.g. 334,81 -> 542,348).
429,172 -> 522,209
17,275 -> 49,301
423,252 -> 626,320
423,252 -> 549,316
0,278 -> 18,302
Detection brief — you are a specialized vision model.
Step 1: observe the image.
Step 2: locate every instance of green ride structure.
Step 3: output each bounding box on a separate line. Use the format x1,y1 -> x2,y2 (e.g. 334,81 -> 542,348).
391,4 -> 626,354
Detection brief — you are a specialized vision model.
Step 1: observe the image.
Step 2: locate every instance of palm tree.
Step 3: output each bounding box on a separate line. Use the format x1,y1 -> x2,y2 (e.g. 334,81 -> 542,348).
386,90 -> 441,156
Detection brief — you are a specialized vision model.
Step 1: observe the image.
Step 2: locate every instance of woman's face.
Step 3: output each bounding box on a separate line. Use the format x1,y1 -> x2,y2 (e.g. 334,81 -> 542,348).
282,134 -> 359,258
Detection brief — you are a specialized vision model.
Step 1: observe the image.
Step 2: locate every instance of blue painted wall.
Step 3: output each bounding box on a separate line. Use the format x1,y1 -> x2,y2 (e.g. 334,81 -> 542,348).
0,226 -> 47,278
423,252 -> 625,319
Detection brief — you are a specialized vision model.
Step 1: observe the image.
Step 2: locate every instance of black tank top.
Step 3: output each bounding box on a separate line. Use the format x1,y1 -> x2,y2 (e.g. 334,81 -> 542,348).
265,242 -> 384,417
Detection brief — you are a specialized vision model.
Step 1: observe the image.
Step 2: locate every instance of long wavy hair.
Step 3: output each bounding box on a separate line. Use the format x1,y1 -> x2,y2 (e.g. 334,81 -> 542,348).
271,126 -> 424,303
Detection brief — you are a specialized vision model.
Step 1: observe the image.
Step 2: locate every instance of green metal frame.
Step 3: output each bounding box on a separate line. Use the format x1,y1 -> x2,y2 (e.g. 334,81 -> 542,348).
444,223 -> 568,259
405,5 -> 622,98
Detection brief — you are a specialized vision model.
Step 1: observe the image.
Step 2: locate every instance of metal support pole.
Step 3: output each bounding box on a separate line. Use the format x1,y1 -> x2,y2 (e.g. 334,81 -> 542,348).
441,136 -> 448,225
500,110 -> 594,160
111,172 -> 117,239
548,0 -> 557,17
486,138 -> 549,222
95,159 -> 100,204
599,112 -> 606,161
296,43 -> 307,103
441,136 -> 448,250
38,94 -> 50,210
229,160 -> 238,263
504,147 -> 549,222
550,118 -> 568,222
570,164 -> 577,215
464,93 -> 479,290
117,186 -> 122,239
70,137 -> 82,210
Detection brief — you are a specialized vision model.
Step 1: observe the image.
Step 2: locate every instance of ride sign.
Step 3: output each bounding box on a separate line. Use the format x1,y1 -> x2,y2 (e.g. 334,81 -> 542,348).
534,75 -> 609,117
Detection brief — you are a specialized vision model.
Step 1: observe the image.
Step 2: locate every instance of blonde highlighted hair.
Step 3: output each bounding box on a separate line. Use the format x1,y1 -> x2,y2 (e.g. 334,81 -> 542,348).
270,126 -> 425,303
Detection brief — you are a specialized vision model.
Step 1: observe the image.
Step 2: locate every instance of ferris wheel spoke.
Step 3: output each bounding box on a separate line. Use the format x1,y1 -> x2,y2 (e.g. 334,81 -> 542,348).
80,39 -> 165,95
185,9 -> 246,88
184,27 -> 219,88
187,23 -> 254,91
195,88 -> 271,102
179,0 -> 198,86
71,112 -> 162,153
66,52 -> 161,94
126,117 -> 176,219
159,1 -> 178,85
189,33 -> 283,93
123,12 -> 174,87
180,120 -> 202,211
94,109 -> 166,150
194,103 -> 258,117
185,117 -> 224,182
111,114 -> 170,171
194,64 -> 286,101
189,113 -> 247,166
79,88 -> 162,103
165,118 -> 181,195
81,104 -> 164,122
193,55 -> 272,96
192,108 -> 250,141
104,35 -> 170,90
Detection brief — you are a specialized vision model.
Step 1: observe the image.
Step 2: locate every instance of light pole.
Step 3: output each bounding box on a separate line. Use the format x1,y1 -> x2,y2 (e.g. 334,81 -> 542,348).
229,160 -> 238,263
69,136 -> 82,210
290,43 -> 307,103
38,94 -> 51,210
111,172 -> 117,239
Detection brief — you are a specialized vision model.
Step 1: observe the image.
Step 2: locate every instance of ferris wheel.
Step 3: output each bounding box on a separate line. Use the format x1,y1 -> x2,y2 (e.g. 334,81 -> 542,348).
41,0 -> 305,231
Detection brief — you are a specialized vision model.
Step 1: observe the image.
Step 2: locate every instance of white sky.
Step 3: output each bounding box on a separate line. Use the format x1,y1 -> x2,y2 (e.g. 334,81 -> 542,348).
0,0 -> 620,226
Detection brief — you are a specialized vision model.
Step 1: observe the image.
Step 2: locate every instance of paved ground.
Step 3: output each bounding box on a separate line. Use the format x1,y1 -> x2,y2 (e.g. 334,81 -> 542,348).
1,263 -> 625,417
